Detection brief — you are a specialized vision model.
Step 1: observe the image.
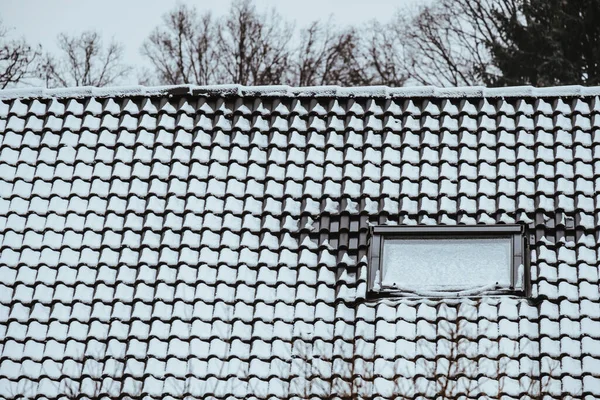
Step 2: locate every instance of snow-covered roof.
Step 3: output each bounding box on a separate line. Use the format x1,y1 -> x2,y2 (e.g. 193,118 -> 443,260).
2,83 -> 600,99
0,84 -> 599,399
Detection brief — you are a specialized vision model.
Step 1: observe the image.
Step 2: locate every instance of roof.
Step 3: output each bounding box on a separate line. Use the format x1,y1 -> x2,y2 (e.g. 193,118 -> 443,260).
2,83 -> 600,99
1,84 -> 600,399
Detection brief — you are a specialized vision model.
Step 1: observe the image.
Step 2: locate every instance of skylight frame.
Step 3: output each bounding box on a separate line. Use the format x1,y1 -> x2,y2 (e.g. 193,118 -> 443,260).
367,224 -> 530,298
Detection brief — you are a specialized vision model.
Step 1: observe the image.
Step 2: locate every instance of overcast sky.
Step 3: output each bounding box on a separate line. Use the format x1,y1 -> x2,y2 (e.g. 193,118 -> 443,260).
1,0 -> 425,85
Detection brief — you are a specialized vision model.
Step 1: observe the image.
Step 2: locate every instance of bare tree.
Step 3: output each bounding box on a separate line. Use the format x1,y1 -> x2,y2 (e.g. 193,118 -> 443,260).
216,0 -> 293,85
0,19 -> 39,88
141,4 -> 219,85
141,1 -> 403,87
363,17 -> 410,87
40,31 -> 131,88
293,20 -> 372,86
294,20 -> 335,86
142,0 -> 294,86
397,0 -> 519,86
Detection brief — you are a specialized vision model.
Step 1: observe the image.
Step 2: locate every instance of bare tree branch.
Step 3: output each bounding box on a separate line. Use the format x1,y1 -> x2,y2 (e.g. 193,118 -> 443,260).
292,19 -> 374,86
216,0 -> 293,85
142,1 -> 295,86
0,19 -> 39,88
141,4 -> 219,85
40,31 -> 131,88
396,0 -> 518,86
363,17 -> 410,87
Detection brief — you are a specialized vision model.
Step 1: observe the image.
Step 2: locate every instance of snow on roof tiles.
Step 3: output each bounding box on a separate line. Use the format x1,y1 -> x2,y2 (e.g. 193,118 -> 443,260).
0,84 -> 599,399
2,83 -> 600,100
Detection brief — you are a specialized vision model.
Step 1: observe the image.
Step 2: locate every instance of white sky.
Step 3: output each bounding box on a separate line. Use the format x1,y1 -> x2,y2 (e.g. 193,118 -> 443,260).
1,0 -> 426,85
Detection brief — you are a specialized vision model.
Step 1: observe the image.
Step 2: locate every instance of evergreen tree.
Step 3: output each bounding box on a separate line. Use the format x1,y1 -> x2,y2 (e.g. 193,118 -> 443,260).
487,0 -> 600,86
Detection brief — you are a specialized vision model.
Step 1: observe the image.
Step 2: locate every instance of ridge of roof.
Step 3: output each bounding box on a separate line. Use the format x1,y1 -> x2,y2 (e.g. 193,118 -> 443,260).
2,84 -> 600,100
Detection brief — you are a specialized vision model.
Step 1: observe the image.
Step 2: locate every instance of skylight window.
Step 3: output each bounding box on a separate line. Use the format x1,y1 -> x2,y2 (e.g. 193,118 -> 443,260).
367,225 -> 530,297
